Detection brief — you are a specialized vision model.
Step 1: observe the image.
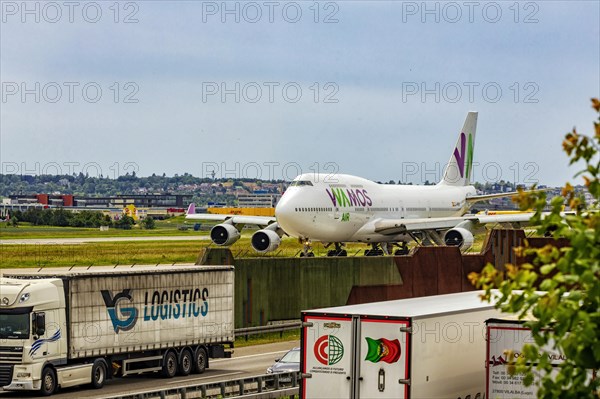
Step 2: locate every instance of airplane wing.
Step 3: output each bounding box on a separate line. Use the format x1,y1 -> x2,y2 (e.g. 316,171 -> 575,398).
373,212 -> 536,235
465,188 -> 549,204
184,204 -> 276,226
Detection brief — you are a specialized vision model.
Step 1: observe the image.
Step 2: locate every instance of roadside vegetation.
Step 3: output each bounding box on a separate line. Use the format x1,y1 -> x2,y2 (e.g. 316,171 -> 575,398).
471,99 -> 600,398
234,330 -> 300,348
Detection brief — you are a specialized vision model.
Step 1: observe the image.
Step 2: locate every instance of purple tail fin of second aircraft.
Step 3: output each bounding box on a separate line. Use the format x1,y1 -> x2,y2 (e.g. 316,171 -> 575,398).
186,203 -> 195,215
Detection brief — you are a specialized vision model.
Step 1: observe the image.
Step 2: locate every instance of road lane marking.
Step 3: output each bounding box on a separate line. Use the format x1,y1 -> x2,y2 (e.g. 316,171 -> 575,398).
211,349 -> 290,363
167,371 -> 244,384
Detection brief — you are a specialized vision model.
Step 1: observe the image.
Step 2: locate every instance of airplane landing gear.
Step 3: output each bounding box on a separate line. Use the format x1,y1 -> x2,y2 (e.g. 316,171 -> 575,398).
364,243 -> 384,257
363,242 -> 409,256
394,242 -> 410,256
327,243 -> 347,257
299,238 -> 315,257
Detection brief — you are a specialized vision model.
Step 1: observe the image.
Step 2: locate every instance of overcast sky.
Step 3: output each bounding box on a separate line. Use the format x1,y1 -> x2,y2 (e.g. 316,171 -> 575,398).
1,1 -> 599,186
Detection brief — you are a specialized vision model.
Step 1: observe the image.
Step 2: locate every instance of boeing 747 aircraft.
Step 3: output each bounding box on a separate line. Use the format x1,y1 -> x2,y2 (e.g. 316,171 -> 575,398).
187,112 -> 539,256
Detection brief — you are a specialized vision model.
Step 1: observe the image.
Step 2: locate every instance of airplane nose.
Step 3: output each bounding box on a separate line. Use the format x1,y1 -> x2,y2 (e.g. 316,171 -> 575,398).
275,194 -> 293,220
275,192 -> 298,234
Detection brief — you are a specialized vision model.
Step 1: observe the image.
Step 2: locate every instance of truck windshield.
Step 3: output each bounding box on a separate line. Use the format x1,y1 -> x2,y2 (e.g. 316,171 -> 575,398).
0,313 -> 30,339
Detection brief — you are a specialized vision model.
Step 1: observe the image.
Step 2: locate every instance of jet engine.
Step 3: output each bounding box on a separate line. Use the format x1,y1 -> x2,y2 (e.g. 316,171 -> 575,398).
444,227 -> 474,250
251,229 -> 281,253
210,223 -> 241,246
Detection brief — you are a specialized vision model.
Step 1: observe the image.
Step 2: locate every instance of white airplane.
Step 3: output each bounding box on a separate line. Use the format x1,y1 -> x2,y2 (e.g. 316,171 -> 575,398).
187,112 -> 538,256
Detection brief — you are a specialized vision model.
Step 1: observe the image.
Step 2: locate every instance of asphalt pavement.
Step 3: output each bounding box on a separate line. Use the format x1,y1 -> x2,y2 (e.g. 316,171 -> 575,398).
0,340 -> 299,398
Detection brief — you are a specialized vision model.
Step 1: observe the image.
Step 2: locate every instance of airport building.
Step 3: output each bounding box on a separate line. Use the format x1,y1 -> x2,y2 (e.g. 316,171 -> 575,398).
4,193 -> 192,208
237,192 -> 281,208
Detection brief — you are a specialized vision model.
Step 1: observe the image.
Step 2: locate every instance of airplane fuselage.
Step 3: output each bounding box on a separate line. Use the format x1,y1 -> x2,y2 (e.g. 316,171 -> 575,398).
275,173 -> 476,243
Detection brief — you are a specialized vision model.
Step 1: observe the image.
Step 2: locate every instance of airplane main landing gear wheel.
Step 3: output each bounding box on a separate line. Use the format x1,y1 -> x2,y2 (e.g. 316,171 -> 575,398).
364,249 -> 384,256
364,243 -> 384,256
327,243 -> 347,257
394,242 -> 410,256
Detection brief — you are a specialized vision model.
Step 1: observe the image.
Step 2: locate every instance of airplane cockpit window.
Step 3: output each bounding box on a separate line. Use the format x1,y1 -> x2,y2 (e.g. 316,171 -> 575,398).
290,180 -> 313,187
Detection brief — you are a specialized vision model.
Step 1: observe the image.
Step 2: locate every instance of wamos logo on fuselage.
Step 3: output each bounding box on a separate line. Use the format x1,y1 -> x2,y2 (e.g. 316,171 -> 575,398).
101,289 -> 138,333
325,187 -> 372,208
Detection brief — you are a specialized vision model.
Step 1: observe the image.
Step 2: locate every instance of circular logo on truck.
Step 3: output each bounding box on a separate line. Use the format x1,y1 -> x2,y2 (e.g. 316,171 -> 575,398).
314,335 -> 344,365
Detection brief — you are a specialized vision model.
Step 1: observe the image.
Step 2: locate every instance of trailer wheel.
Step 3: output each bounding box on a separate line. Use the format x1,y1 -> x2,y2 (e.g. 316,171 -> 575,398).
40,367 -> 57,396
91,359 -> 107,389
161,351 -> 178,378
193,347 -> 207,374
179,349 -> 193,376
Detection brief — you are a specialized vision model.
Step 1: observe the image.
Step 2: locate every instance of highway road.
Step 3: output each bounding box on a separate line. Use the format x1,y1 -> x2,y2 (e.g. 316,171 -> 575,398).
0,340 -> 299,398
0,236 -> 211,245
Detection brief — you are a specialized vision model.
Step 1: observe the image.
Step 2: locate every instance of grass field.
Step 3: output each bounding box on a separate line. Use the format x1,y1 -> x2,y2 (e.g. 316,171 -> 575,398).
0,216 -> 204,239
0,236 -> 377,268
1,220 -> 492,268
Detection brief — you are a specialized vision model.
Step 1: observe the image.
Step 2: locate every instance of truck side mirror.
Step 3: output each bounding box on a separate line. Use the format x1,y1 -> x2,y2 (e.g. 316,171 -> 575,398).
33,313 -> 45,336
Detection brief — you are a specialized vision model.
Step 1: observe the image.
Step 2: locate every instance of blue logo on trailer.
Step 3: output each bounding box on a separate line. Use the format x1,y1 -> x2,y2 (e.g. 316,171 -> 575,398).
101,287 -> 210,333
101,289 -> 138,332
29,329 -> 61,356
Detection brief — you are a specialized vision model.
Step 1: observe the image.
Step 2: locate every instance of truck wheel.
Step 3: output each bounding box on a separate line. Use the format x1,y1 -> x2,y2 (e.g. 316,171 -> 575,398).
161,351 -> 178,378
179,349 -> 193,376
40,367 -> 57,396
193,347 -> 207,374
91,359 -> 107,389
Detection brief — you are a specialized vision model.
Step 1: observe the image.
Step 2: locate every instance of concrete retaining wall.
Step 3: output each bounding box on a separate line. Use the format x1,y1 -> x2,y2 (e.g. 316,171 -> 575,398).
198,229 -> 565,328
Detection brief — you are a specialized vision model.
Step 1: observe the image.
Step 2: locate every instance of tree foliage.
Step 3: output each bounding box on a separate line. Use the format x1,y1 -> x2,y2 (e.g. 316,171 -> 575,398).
142,216 -> 156,229
11,208 -> 112,228
114,215 -> 135,230
470,99 -> 600,398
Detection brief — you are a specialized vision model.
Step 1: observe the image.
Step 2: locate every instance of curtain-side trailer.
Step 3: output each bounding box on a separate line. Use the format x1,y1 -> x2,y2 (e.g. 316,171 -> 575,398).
0,265 -> 234,396
301,291 -> 501,399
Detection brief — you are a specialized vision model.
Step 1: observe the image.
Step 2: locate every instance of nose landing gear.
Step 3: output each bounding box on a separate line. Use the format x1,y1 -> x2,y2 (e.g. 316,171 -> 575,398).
299,238 -> 315,257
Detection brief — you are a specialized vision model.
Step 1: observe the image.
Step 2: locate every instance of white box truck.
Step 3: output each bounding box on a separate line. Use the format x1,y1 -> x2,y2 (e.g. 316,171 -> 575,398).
0,265 -> 234,396
300,291 -> 501,399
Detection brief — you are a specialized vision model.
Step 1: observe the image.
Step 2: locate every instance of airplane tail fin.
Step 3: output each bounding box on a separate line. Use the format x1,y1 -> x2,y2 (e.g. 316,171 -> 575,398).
439,111 -> 478,186
186,203 -> 196,215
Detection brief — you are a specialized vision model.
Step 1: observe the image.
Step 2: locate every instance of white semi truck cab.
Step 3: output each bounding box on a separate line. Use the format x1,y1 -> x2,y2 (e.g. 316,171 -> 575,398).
0,265 -> 234,396
0,277 -> 67,392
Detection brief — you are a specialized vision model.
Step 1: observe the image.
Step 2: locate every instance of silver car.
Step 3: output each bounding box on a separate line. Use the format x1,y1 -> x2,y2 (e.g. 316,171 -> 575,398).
266,347 -> 300,383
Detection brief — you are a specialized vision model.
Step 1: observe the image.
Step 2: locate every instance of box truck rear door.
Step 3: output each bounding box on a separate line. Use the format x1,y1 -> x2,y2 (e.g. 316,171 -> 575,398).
357,317 -> 410,399
301,315 -> 353,399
